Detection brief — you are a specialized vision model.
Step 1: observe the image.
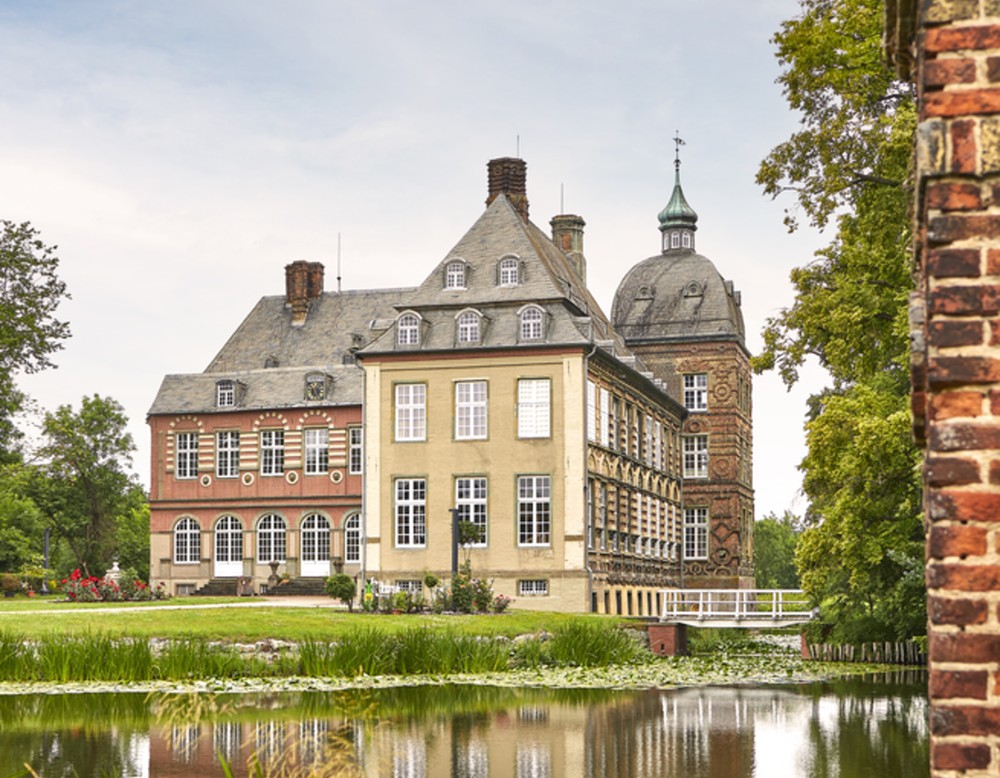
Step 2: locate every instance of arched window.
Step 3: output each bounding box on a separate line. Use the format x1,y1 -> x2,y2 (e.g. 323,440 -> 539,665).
457,310 -> 480,343
670,231 -> 680,249
174,517 -> 201,564
344,514 -> 361,563
498,256 -> 519,286
300,514 -> 331,573
396,313 -> 420,345
257,514 -> 287,563
520,307 -> 544,340
445,261 -> 466,289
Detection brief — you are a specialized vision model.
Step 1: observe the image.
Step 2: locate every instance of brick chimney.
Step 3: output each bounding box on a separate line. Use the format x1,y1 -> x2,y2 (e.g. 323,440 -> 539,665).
551,214 -> 586,283
486,157 -> 529,222
285,260 -> 324,326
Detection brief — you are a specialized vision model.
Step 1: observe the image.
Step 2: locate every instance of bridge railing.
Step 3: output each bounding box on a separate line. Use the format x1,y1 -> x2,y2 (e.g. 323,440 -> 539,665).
659,588 -> 814,624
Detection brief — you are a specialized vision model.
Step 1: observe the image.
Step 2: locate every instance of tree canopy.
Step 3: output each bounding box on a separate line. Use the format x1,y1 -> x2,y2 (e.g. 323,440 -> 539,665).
758,0 -> 923,640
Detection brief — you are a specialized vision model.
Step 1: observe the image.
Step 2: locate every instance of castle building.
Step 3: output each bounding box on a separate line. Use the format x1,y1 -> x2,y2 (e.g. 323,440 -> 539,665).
147,155 -> 752,612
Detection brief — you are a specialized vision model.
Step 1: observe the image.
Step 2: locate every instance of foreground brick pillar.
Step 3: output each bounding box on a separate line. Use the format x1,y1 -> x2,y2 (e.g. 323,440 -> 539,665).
648,624 -> 688,657
900,1 -> 1000,774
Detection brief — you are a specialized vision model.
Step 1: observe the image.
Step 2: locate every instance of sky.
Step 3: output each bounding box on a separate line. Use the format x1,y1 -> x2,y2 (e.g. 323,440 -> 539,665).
0,0 -> 829,520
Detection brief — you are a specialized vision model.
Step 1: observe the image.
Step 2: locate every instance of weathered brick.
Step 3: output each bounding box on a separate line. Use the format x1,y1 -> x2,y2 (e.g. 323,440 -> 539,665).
924,57 -> 977,87
931,703 -> 1000,737
928,214 -> 1000,243
927,285 -> 989,314
932,741 -> 993,771
928,524 -> 989,556
989,458 -> 1000,484
927,356 -> 1000,385
989,319 -> 1000,345
928,563 -> 1000,590
927,247 -> 980,276
926,89 -> 1000,118
928,595 -> 988,625
982,117 -> 1000,173
930,669 -> 989,699
925,25 -> 1000,53
930,390 -> 983,420
929,490 -> 1000,521
988,249 -> 1000,275
930,320 -> 982,347
951,120 -> 977,173
926,182 -> 982,211
989,56 -> 1000,83
989,388 -> 1000,414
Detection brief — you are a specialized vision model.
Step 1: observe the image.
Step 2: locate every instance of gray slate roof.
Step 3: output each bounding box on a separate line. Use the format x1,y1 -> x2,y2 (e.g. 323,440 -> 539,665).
611,248 -> 746,343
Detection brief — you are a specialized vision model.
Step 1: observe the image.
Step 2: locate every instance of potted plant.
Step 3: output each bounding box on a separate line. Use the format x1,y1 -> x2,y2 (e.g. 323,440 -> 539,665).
1,573 -> 20,598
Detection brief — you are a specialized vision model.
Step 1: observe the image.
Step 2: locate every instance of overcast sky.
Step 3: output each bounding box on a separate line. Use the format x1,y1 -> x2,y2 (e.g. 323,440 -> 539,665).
1,0 -> 828,520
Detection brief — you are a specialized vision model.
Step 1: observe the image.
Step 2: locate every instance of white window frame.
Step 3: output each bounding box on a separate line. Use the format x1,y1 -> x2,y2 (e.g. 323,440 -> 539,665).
518,579 -> 548,596
216,380 -> 235,408
517,378 -> 551,438
173,517 -> 201,564
586,381 -> 597,442
499,256 -> 519,286
304,428 -> 329,475
395,478 -> 427,548
344,514 -> 361,563
517,475 -> 551,547
175,432 -> 199,479
456,476 -> 488,547
216,431 -> 240,478
260,429 -> 285,476
395,383 -> 427,441
683,435 -> 709,478
684,373 -> 708,412
257,514 -> 287,563
684,507 -> 708,560
397,313 -> 420,346
445,261 -> 466,289
348,427 -> 364,474
520,306 -> 543,340
599,388 -> 610,447
457,311 -> 481,343
455,380 -> 488,440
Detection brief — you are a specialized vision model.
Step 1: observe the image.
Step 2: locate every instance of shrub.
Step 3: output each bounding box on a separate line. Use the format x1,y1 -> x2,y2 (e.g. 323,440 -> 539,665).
325,574 -> 357,612
0,573 -> 20,595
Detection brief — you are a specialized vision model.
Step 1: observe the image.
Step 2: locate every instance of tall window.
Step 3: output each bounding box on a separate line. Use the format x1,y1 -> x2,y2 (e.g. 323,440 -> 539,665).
175,432 -> 199,479
455,380 -> 487,439
684,508 -> 708,559
599,388 -> 610,447
446,261 -> 466,289
174,517 -> 201,564
683,435 -> 709,478
520,307 -> 543,340
260,429 -> 285,476
457,311 -> 481,343
344,514 -> 361,563
517,378 -> 550,438
348,427 -> 364,474
456,477 -> 487,546
499,256 -> 519,285
257,514 -> 287,563
397,313 -> 420,346
216,380 -> 235,407
304,428 -> 329,475
684,373 -> 708,411
517,475 -> 551,546
586,381 -> 597,442
216,431 -> 240,478
395,479 -> 427,548
395,384 -> 427,441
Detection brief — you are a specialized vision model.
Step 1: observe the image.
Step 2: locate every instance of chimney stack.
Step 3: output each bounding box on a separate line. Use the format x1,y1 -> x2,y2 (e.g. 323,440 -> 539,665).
486,157 -> 529,222
285,260 -> 325,326
551,214 -> 586,283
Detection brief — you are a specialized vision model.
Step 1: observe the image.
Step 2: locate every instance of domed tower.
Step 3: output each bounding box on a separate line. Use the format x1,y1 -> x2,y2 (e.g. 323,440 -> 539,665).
611,147 -> 754,589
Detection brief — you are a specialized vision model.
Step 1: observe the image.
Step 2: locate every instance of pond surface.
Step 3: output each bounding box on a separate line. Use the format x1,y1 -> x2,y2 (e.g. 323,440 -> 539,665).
0,671 -> 927,777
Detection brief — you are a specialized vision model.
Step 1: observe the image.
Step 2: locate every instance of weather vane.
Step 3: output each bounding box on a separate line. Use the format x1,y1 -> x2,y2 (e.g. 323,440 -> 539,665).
673,131 -> 685,170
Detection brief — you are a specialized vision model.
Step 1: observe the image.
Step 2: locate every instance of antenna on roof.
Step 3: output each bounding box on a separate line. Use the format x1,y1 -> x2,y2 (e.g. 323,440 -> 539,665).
336,233 -> 342,293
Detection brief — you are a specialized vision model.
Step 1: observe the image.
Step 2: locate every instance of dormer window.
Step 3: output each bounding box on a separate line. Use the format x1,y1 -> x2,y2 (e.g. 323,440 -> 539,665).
397,313 -> 420,346
670,231 -> 680,249
445,261 -> 466,289
498,256 -> 519,286
216,380 -> 236,408
520,306 -> 544,340
457,310 -> 481,343
682,232 -> 692,248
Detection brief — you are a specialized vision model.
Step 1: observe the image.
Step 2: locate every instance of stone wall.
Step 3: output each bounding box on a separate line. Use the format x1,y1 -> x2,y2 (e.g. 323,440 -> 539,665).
900,0 -> 1000,773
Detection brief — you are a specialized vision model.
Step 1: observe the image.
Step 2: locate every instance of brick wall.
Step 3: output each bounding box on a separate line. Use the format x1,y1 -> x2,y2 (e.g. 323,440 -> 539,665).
904,1 -> 1000,774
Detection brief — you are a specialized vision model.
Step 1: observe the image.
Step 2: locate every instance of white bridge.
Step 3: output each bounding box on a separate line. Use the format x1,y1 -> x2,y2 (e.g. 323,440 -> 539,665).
658,589 -> 815,629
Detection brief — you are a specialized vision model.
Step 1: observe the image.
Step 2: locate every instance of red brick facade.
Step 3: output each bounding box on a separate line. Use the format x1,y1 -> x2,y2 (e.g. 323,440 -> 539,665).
895,0 -> 1000,773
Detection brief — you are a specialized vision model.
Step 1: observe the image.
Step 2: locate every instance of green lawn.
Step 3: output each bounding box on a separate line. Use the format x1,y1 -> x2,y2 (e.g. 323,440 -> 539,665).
0,596 -> 627,641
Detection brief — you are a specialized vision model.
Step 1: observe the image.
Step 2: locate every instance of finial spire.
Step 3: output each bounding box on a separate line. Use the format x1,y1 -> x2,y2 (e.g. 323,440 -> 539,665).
673,130 -> 685,174
658,132 -> 697,252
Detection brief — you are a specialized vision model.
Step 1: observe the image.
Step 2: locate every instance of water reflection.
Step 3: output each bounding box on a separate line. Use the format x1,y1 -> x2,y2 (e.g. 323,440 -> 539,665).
0,671 -> 927,777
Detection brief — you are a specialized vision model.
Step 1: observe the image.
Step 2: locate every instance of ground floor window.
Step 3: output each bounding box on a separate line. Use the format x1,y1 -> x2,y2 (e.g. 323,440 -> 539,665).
518,579 -> 548,596
684,507 -> 708,560
173,517 -> 201,564
344,514 -> 361,563
257,514 -> 287,563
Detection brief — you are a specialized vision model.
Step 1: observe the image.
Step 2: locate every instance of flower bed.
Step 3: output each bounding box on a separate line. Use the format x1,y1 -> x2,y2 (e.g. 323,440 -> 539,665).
60,569 -> 168,603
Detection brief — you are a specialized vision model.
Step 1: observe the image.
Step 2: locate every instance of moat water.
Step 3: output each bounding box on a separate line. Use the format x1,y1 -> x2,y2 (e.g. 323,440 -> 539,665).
0,671 -> 927,777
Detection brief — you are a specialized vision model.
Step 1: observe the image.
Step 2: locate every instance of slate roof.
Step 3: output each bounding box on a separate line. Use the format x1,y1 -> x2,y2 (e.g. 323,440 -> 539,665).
611,248 -> 746,344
